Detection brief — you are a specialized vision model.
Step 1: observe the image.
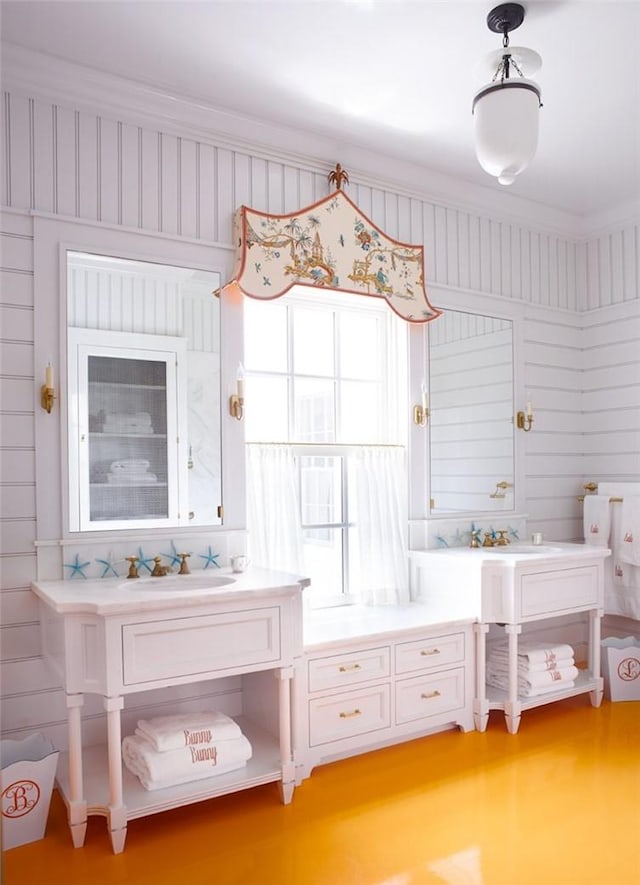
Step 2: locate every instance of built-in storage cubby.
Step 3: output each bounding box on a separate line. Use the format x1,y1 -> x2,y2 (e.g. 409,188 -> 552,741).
67,328 -> 188,531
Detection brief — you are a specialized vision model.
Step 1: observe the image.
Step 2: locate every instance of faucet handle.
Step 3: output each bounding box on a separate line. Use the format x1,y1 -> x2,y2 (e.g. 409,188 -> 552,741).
178,552 -> 191,575
482,532 -> 495,547
125,556 -> 139,579
496,530 -> 510,546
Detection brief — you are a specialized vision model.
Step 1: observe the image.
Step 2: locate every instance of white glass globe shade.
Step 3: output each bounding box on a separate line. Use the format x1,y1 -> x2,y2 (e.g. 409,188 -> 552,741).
473,79 -> 541,185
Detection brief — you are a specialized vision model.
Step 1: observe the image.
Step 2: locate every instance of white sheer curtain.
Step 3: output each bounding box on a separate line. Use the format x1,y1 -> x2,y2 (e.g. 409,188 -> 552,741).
349,446 -> 409,606
246,444 -> 304,574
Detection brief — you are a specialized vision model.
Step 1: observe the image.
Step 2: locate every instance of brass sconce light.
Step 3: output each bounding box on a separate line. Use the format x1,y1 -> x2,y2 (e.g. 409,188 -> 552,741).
516,399 -> 533,432
41,363 -> 56,413
229,362 -> 245,421
413,384 -> 429,427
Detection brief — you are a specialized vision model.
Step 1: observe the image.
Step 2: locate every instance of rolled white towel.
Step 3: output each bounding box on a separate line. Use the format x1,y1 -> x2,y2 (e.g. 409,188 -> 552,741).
136,711 -> 242,752
122,733 -> 252,791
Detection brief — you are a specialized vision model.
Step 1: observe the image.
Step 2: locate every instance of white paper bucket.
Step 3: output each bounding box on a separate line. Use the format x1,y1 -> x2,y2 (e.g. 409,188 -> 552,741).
1,734 -> 59,850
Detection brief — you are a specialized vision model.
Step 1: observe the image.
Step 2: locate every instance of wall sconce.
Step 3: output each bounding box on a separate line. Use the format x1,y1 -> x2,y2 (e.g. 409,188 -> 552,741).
41,363 -> 56,413
229,362 -> 244,421
516,399 -> 533,432
413,384 -> 429,427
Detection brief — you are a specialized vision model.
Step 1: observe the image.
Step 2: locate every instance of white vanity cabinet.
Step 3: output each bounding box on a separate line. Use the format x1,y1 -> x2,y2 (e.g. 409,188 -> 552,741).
300,606 -> 475,776
410,543 -> 610,734
32,569 -> 307,853
67,328 -> 189,532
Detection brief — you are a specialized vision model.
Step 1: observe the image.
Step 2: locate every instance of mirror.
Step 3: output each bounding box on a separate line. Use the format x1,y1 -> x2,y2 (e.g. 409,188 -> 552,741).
66,251 -> 221,532
429,308 -> 514,513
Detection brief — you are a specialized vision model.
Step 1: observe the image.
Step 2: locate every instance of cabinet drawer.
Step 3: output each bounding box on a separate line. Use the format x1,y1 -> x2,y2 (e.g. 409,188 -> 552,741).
308,684 -> 391,746
395,668 -> 465,725
122,607 -> 280,685
308,646 -> 390,693
395,632 -> 465,675
520,566 -> 598,618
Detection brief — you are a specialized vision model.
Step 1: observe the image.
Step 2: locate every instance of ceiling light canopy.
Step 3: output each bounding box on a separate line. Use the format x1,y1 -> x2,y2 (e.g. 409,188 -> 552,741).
472,3 -> 542,187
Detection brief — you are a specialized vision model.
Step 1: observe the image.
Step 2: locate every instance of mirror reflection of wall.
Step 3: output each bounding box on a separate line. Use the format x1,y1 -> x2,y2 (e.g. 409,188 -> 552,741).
429,309 -> 514,514
66,252 -> 221,532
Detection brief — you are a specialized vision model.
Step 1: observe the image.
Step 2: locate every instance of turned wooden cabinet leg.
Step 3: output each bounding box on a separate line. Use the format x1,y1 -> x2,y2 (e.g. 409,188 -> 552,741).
66,693 -> 88,848
473,622 -> 490,731
589,607 -> 604,707
504,624 -> 522,735
104,695 -> 127,853
275,667 -> 295,805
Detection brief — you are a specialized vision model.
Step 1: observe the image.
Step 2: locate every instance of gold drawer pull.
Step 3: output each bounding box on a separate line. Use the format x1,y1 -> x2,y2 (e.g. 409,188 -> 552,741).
339,709 -> 362,719
421,690 -> 441,700
339,663 -> 362,672
420,648 -> 440,656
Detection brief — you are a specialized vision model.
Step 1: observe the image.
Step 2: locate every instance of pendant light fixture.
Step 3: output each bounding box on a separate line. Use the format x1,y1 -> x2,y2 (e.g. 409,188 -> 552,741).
472,3 -> 542,186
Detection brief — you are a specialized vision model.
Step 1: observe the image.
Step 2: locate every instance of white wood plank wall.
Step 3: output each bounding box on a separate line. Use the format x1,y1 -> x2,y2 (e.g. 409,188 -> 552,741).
1,86 -> 639,743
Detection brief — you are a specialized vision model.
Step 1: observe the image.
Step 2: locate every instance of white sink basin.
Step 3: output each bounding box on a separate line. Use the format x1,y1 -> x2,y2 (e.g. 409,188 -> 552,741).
121,574 -> 236,592
482,545 -> 564,555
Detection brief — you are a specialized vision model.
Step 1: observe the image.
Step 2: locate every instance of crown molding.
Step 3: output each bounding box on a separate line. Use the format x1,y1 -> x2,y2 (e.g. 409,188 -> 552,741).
0,42 -> 597,239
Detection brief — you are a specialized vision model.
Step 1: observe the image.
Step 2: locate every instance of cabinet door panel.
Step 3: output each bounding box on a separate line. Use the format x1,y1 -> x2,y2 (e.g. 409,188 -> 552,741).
308,647 -> 390,692
395,632 -> 465,675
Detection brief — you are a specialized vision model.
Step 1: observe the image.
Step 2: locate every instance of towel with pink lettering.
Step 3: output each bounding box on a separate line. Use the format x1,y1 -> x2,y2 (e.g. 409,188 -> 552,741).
489,641 -> 574,668
122,732 -> 252,791
583,495 -> 611,547
135,711 -> 243,752
618,495 -> 640,566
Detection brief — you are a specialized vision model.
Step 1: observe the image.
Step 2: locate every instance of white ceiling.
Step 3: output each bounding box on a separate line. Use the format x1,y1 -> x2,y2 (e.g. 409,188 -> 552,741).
1,0 -> 639,219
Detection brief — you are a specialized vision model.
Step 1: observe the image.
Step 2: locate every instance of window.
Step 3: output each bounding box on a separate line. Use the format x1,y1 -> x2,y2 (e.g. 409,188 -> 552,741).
244,287 -> 408,606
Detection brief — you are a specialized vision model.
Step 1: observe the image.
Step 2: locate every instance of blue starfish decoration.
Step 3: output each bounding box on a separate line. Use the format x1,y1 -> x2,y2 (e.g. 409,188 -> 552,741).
162,541 -> 182,569
137,547 -> 155,574
64,553 -> 90,579
95,552 -> 119,579
199,546 -> 221,569
435,535 -> 449,548
508,526 -> 520,540
452,529 -> 465,547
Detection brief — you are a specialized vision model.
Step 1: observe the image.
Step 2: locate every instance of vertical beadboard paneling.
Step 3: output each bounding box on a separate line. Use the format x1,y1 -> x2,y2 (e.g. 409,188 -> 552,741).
250,155 -> 268,212
198,142 -> 217,241
120,122 -> 141,229
55,105 -> 77,217
99,116 -> 119,223
283,164 -> 299,214
140,128 -> 160,232
32,99 -> 55,213
160,132 -> 179,234
216,148 -> 234,243
179,136 -> 198,239
77,110 -> 98,220
298,168 -> 316,210
6,94 -> 31,210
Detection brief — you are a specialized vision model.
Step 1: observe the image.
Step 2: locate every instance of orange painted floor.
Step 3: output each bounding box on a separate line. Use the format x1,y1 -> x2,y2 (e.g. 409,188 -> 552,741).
3,697 -> 639,885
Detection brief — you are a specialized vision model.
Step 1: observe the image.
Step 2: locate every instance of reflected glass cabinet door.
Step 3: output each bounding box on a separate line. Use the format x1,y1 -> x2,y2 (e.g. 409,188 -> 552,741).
68,328 -> 188,532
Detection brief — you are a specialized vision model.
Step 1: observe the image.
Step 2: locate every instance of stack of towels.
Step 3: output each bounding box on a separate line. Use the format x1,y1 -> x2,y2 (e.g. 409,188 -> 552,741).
122,711 -> 252,791
107,459 -> 157,485
486,641 -> 578,697
103,411 -> 154,435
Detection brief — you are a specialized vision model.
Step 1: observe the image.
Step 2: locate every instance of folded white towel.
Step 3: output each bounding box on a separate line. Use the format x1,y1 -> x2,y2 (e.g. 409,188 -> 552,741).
110,459 -> 151,473
105,412 -> 152,425
486,656 -> 575,677
487,663 -> 579,689
136,711 -> 242,752
107,473 -> 158,484
619,495 -> 640,566
489,641 -> 574,667
122,733 -> 251,791
487,674 -> 576,698
583,496 -> 611,547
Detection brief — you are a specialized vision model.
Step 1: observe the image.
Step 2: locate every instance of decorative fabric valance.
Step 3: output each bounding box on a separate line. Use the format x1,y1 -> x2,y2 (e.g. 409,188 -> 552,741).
221,188 -> 441,324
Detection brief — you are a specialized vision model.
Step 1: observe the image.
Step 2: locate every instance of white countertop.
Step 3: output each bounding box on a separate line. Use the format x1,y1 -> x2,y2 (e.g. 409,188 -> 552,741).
31,567 -> 310,615
409,542 -> 611,564
304,602 -> 475,651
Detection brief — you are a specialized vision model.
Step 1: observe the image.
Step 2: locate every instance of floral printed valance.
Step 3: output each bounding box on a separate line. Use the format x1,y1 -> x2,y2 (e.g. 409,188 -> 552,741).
222,189 -> 441,324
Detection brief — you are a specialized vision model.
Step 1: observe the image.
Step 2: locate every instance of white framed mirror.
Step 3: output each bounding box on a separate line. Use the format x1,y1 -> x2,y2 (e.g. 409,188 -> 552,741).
66,251 -> 221,532
424,291 -> 524,518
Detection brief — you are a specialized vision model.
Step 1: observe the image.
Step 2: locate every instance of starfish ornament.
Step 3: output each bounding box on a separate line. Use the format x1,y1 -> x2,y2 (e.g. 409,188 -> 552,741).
136,547 -> 155,574
162,540 -> 182,569
95,552 -> 120,579
199,546 -> 221,569
64,553 -> 90,579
